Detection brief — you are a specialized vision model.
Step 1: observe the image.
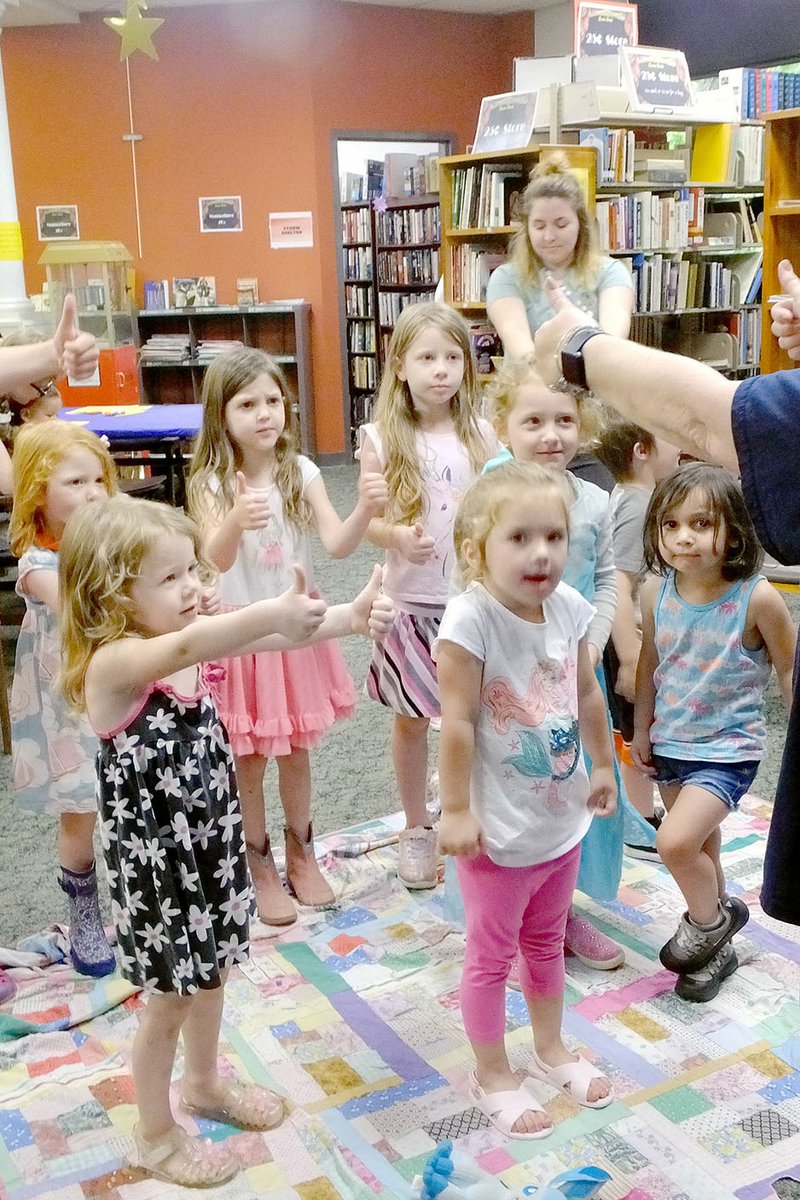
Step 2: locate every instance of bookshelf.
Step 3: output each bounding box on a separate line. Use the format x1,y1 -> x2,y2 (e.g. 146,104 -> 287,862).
439,126 -> 765,384
340,193 -> 441,445
134,303 -> 315,453
761,108 -> 800,375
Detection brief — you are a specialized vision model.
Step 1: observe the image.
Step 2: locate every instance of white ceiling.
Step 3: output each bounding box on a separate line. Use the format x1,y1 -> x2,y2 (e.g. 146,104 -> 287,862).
0,0 -> 561,29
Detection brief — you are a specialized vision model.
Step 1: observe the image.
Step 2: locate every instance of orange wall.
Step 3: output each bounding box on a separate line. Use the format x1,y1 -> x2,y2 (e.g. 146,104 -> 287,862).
3,0 -> 533,453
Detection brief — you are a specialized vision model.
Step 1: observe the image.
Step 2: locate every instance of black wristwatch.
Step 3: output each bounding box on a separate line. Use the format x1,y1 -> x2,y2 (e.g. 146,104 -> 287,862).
559,326 -> 605,391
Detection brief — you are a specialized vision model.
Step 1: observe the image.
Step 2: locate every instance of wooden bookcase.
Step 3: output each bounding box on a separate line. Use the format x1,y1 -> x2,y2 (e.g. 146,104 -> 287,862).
340,193 -> 441,447
439,127 -> 765,384
761,107 -> 800,375
135,302 -> 315,453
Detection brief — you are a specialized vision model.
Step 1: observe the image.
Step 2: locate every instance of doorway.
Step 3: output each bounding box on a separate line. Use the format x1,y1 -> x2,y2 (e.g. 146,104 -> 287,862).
333,133 -> 452,452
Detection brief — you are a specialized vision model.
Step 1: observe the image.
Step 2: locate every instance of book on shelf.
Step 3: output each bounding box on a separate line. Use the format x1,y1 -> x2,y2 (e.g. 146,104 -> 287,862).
341,172 -> 365,203
719,65 -> 800,119
367,159 -> 384,199
144,279 -> 169,310
236,277 -> 259,306
195,339 -> 245,363
172,276 -> 216,308
384,153 -> 419,198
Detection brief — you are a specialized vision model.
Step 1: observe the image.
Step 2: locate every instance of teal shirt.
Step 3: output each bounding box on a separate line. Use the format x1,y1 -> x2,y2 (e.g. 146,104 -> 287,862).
486,258 -> 632,334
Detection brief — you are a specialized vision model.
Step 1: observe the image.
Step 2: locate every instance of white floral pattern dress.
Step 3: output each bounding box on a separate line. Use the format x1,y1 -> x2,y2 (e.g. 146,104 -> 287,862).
96,669 -> 254,994
11,546 -> 98,815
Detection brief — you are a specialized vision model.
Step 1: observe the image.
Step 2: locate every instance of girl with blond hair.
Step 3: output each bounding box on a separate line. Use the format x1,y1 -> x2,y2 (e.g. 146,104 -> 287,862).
359,302 -> 499,888
58,494 -> 392,1185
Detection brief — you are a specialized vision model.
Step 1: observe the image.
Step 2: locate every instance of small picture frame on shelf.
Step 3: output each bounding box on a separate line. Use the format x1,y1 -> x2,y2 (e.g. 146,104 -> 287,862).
472,92 -> 537,154
619,45 -> 694,114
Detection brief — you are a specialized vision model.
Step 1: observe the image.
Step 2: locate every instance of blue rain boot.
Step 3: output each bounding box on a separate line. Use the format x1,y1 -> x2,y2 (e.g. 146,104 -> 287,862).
58,864 -> 116,978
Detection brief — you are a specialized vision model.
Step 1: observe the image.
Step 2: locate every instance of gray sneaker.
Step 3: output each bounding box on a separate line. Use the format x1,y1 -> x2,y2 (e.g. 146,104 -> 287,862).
675,943 -> 738,1003
660,896 -> 749,973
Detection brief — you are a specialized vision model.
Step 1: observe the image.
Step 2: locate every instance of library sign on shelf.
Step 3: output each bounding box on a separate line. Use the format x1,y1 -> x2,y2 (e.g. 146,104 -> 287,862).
574,1 -> 637,58
36,205 -> 79,241
620,45 -> 694,111
269,212 -> 313,249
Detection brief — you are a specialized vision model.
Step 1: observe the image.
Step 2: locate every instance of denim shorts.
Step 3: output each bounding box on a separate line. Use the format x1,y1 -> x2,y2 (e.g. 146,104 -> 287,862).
650,753 -> 759,811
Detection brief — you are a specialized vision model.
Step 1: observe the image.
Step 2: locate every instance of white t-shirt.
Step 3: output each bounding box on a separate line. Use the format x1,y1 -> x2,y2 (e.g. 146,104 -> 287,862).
435,581 -> 595,867
213,456 -> 319,606
361,419 -> 499,611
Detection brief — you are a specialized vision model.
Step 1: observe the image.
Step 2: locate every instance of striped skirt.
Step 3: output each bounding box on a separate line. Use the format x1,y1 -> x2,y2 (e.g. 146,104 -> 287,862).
366,603 -> 444,718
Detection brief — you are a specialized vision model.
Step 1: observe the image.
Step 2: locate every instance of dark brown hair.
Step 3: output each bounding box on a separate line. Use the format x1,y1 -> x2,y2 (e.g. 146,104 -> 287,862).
594,415 -> 654,483
642,461 -> 762,581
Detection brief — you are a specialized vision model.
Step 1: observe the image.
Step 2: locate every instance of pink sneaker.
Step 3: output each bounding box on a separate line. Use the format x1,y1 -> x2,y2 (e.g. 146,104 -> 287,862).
506,951 -> 522,991
564,913 -> 624,970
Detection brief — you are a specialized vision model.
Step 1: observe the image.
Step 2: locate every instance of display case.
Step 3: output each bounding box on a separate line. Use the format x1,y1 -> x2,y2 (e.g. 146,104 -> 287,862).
38,240 -> 139,407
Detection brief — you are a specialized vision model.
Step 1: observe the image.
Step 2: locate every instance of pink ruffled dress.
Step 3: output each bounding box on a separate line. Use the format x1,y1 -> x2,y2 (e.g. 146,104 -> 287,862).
211,459 -> 356,758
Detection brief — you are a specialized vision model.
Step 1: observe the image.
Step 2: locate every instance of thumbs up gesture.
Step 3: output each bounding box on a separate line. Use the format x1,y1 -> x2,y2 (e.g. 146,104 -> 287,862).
533,277 -> 599,387
357,469 -> 389,517
349,564 -> 394,640
232,471 -> 271,531
52,294 -> 99,381
275,564 -> 327,642
771,260 -> 800,361
395,522 -> 435,564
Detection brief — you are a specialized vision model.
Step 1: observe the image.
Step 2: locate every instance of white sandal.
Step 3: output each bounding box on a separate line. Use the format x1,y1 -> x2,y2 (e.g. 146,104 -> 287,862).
468,1070 -> 553,1140
529,1050 -> 614,1109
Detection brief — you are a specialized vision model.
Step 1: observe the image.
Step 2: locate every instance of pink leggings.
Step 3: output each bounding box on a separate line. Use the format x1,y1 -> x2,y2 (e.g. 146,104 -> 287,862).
456,844 -> 581,1045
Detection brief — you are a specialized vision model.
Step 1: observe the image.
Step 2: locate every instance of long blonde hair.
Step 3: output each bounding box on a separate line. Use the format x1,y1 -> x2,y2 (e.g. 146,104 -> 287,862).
9,421 -> 118,556
510,154 -> 602,291
187,347 -> 311,529
488,353 -> 604,450
454,460 -> 572,589
59,495 -> 211,711
373,303 -> 489,525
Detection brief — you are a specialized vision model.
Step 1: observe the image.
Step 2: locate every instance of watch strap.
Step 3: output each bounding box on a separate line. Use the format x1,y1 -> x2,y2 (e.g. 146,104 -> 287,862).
559,326 -> 604,391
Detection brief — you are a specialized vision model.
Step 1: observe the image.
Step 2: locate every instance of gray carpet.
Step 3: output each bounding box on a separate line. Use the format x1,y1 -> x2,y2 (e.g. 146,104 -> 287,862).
0,462 -> 795,946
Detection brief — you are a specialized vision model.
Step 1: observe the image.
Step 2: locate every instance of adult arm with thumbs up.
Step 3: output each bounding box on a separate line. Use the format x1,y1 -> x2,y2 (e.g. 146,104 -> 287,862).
0,294 -> 99,393
533,264 -> 800,929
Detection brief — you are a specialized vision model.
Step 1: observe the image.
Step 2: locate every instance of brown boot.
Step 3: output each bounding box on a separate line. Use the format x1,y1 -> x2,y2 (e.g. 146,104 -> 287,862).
246,838 -> 297,926
284,823 -> 336,909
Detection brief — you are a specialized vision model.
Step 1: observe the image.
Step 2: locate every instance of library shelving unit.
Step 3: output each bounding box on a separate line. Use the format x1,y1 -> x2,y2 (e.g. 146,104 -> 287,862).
134,303 -> 315,453
374,194 -> 441,361
761,107 -> 800,375
339,192 -> 442,446
439,120 -> 766,384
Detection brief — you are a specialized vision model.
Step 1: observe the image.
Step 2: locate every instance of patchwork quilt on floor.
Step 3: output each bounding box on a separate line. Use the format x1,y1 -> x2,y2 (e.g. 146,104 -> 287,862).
2,796 -> 800,1199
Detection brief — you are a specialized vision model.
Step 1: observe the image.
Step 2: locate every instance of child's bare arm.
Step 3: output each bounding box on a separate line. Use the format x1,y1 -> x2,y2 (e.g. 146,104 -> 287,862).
85,567 -> 326,719
19,567 -> 59,612
576,636 -> 617,815
749,578 -> 797,709
437,640 -> 485,857
631,576 -> 660,774
307,470 -> 387,560
240,565 -> 392,651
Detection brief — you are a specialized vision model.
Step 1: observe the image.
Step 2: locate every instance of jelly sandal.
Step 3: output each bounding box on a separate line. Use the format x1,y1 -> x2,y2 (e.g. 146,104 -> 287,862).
182,1079 -> 285,1130
129,1123 -> 238,1188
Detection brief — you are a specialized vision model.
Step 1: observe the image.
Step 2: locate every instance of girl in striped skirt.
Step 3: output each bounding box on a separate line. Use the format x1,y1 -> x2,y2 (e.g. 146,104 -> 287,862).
359,304 -> 499,889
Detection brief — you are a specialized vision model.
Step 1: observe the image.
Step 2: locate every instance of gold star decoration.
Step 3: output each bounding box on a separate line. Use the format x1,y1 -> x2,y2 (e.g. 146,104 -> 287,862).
105,0 -> 164,61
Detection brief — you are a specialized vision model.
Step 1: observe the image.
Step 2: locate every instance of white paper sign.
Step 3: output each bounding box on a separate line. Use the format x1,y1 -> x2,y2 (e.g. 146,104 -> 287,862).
269,212 -> 314,249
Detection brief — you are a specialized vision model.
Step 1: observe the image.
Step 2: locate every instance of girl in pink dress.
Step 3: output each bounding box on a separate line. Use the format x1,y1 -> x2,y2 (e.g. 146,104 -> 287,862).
188,348 -> 387,926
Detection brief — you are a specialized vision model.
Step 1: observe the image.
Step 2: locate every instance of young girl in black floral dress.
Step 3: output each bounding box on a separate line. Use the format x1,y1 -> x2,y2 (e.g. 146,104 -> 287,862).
58,495 -> 392,1189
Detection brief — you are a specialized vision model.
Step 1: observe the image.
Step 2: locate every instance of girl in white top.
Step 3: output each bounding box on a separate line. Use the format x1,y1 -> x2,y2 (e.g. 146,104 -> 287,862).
188,348 -> 387,927
359,304 -> 499,889
437,461 -> 616,1140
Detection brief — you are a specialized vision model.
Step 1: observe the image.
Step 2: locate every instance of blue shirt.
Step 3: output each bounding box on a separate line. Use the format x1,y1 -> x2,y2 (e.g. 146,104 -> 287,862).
486,258 -> 632,335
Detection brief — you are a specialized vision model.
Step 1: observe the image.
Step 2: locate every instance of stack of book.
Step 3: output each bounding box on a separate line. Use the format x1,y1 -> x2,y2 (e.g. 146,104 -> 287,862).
139,334 -> 192,364
195,340 -> 244,364
449,245 -> 506,303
